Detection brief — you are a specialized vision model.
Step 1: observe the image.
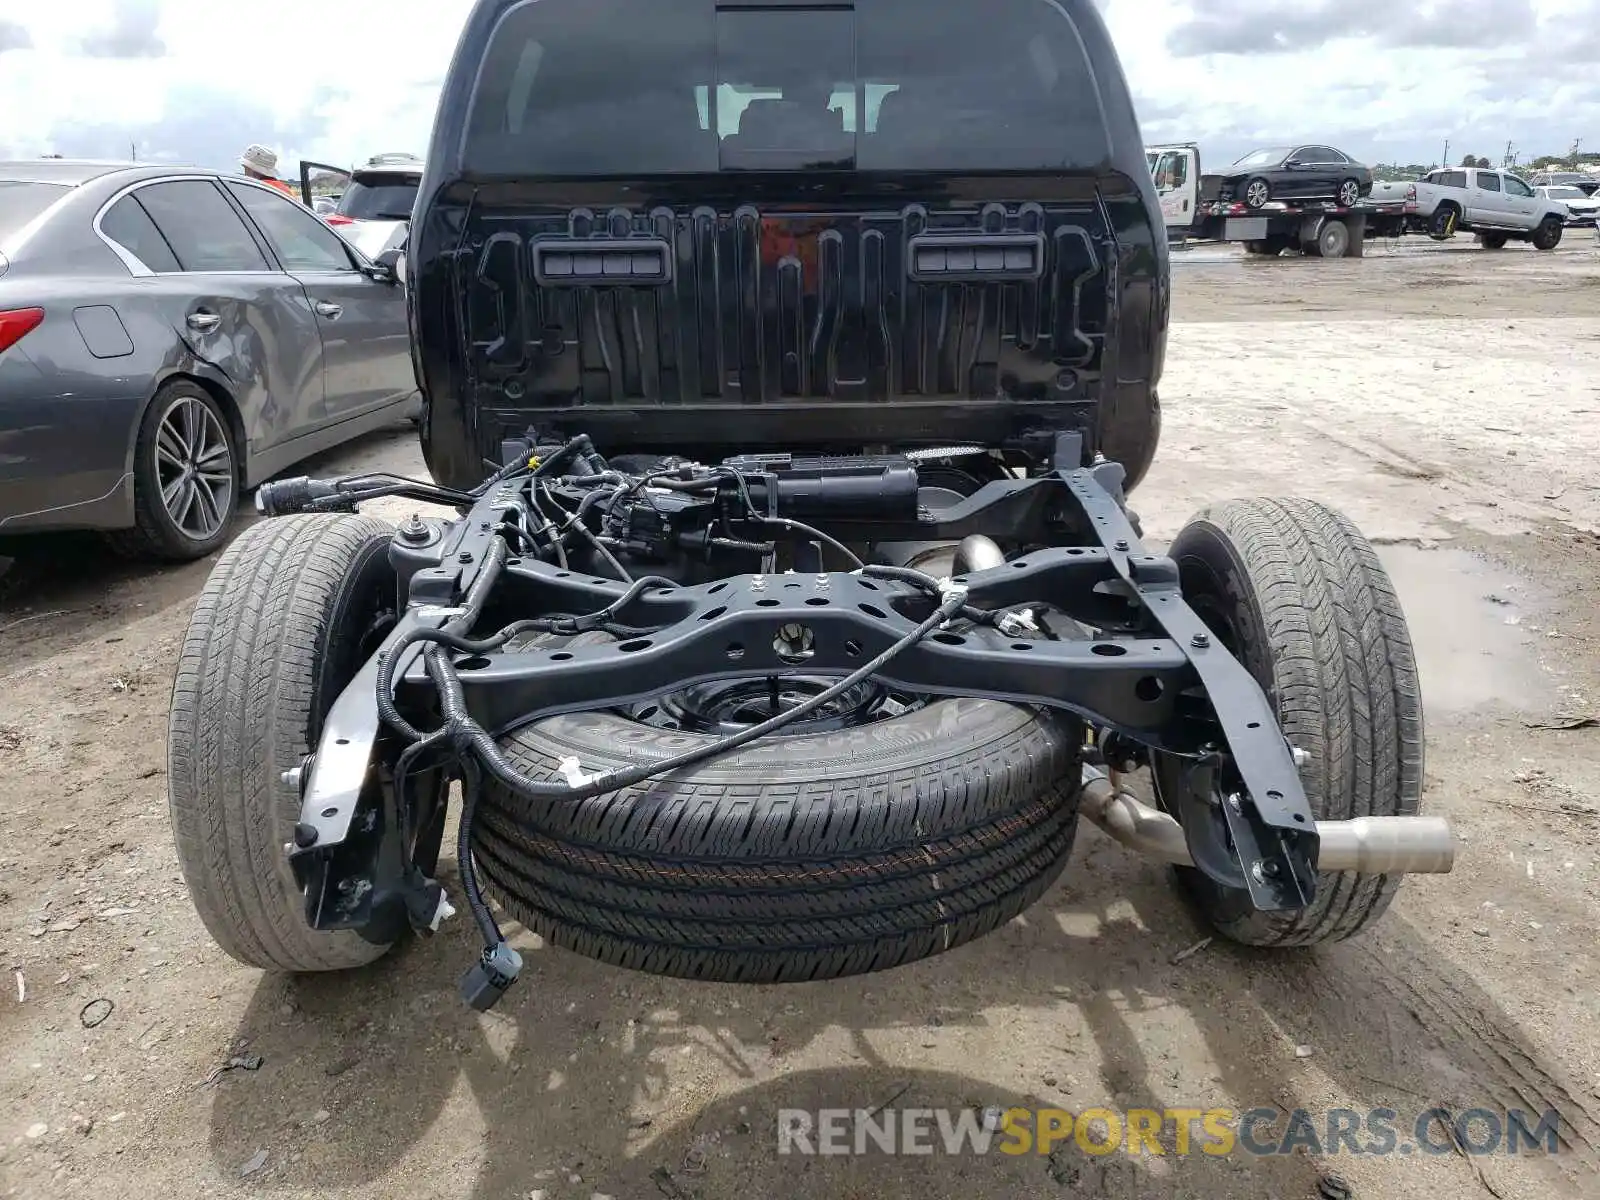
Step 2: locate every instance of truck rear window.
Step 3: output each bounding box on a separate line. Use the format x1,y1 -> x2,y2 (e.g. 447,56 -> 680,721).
462,0 -> 1111,175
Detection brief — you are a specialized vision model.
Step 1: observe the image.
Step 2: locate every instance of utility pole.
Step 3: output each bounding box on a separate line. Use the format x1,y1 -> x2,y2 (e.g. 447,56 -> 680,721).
1504,140 -> 1516,168
1441,138 -> 1450,170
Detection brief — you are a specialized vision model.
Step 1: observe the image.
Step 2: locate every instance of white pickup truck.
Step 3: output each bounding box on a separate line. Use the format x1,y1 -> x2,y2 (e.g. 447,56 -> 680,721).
1369,167 -> 1568,250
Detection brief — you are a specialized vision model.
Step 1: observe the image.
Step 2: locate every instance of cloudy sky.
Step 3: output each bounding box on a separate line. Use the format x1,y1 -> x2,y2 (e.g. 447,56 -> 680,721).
0,0 -> 1595,172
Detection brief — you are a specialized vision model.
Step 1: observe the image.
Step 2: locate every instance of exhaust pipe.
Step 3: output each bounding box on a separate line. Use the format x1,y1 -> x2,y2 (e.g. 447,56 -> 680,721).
1078,766 -> 1456,874
952,534 -> 1005,575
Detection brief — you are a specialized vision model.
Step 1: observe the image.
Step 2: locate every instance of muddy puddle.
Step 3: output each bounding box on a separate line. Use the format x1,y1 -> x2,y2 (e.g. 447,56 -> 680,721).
1379,544 -> 1555,716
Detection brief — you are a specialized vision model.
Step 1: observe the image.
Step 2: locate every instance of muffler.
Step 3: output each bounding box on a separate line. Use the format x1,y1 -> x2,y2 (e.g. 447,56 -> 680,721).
952,534 -> 1005,575
1078,766 -> 1456,874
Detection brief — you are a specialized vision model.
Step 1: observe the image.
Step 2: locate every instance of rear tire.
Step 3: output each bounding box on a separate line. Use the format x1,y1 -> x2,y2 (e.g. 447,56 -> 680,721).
1336,178 -> 1362,208
1312,219 -> 1352,259
167,513 -> 410,972
106,380 -> 239,562
474,694 -> 1084,982
1155,498 -> 1424,947
1241,177 -> 1271,210
1478,233 -> 1508,250
1428,205 -> 1459,240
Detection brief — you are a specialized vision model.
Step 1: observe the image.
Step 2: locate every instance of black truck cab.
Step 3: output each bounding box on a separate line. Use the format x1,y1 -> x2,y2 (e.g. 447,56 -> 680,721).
409,0 -> 1168,495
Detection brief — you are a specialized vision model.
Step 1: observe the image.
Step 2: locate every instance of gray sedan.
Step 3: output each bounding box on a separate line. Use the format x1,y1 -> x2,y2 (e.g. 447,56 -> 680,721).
0,160 -> 418,561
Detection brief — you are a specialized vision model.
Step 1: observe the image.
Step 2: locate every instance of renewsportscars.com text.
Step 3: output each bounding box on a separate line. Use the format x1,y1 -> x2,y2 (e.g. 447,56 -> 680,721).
776,1106 -> 1564,1158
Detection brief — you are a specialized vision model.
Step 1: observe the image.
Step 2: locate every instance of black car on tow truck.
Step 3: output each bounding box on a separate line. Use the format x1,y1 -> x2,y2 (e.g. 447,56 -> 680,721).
163,0 -> 1453,1012
1149,142 -> 1410,258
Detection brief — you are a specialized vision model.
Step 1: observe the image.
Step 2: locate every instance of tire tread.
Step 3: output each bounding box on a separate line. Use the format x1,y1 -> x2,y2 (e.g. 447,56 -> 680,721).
167,513 -> 396,972
476,699 -> 1084,982
1169,497 -> 1423,946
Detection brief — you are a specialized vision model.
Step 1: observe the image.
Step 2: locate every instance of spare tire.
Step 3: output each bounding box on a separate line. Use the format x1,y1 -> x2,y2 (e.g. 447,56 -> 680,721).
472,676 -> 1084,982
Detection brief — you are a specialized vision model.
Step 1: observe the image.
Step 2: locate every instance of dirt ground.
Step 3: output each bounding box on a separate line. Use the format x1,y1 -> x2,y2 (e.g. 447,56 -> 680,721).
4,236 -> 1600,1200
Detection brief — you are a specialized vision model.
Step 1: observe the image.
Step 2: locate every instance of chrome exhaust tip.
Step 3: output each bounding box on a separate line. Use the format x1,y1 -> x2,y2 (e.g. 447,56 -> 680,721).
1078,766 -> 1456,875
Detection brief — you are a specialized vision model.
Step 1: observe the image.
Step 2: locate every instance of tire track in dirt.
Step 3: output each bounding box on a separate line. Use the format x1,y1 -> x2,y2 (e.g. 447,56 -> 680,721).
1356,930 -> 1600,1186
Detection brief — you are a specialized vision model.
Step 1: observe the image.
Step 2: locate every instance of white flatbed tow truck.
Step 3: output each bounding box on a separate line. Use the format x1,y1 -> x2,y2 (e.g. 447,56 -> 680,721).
1147,142 -> 1411,259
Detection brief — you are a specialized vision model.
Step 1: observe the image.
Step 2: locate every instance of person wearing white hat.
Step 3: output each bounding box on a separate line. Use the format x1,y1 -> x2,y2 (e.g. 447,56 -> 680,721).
239,144 -> 300,200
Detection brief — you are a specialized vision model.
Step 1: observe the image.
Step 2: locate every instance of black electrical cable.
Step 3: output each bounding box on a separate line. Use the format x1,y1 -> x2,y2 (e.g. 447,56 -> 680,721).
710,536 -> 772,554
374,569 -> 680,743
418,583 -> 967,806
570,483 -> 619,523
529,432 -> 608,483
302,483 -> 472,513
336,472 -> 479,503
492,521 -> 533,553
454,755 -> 504,948
708,465 -> 755,516
860,564 -> 941,587
859,563 -> 1004,625
377,618 -> 567,741
754,516 -> 864,569
570,508 -> 634,581
700,465 -> 863,569
531,482 -> 569,568
544,482 -> 634,582
458,432 -> 604,510
374,536 -> 512,740
391,725 -> 453,845
579,573 -> 677,623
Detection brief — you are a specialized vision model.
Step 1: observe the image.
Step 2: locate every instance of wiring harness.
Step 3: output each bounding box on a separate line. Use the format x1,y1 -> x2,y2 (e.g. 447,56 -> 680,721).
275,435 -> 998,1009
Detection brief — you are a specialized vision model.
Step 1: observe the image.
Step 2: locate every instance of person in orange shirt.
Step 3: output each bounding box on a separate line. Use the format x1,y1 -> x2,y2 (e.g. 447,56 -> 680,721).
239,144 -> 301,200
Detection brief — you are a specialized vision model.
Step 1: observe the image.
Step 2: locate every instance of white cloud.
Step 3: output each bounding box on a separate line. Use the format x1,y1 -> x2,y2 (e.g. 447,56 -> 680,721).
1107,0 -> 1600,165
0,0 -> 1593,172
0,0 -> 472,169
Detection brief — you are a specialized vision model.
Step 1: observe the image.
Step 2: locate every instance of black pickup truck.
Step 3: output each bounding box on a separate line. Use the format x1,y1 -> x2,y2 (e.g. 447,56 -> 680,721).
408,0 -> 1168,496
165,0 -> 1450,1010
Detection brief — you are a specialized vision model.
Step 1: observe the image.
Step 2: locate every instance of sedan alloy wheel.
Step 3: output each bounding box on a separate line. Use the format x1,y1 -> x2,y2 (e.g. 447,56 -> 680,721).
156,394 -> 235,541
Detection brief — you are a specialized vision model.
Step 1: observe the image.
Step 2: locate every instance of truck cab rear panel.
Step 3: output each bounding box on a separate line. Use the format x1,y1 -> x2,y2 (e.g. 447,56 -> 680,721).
415,176 -> 1155,466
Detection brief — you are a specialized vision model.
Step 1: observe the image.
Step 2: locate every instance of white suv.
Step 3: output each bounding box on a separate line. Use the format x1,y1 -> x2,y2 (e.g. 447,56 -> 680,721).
299,152 -> 423,260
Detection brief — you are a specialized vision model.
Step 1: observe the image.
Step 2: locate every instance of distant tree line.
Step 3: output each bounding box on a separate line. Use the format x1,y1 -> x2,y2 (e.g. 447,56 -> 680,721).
1370,149 -> 1600,182
1527,151 -> 1600,169
1370,163 -> 1440,181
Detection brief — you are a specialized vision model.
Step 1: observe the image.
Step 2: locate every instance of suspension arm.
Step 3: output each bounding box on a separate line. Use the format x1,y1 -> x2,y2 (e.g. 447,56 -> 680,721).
285,457 -> 1321,917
